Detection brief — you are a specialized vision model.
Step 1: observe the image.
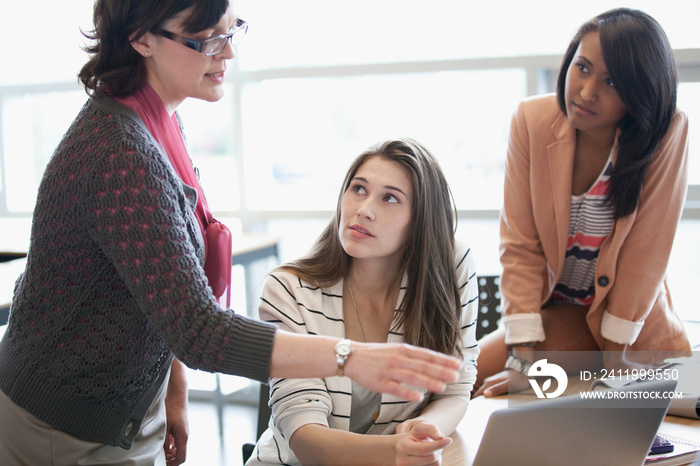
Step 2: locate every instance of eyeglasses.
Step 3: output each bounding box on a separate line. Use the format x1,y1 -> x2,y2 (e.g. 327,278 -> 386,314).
153,18 -> 248,56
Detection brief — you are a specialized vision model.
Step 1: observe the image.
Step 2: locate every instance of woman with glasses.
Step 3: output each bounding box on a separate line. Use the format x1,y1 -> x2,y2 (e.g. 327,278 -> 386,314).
0,1 -> 460,464
474,8 -> 691,399
247,139 -> 479,466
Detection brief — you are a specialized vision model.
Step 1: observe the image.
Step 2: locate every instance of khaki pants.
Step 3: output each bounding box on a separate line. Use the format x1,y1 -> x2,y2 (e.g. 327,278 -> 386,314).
0,372 -> 169,466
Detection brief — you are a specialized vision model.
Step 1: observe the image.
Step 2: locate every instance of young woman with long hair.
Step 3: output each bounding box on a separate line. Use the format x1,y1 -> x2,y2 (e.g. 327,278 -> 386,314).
475,8 -> 691,398
248,138 -> 479,465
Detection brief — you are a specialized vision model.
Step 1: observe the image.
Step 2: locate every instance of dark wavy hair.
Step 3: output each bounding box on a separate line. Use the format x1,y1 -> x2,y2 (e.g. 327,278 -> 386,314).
280,138 -> 463,357
556,8 -> 678,219
79,0 -> 229,96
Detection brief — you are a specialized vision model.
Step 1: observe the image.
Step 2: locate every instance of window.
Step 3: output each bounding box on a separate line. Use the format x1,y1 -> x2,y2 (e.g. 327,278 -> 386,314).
679,82 -> 700,185
1,1 -> 699,321
241,70 -> 525,212
1,91 -> 86,212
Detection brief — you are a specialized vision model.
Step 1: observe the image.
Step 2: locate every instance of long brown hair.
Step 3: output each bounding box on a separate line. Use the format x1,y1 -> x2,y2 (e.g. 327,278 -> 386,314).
556,8 -> 678,219
280,138 -> 463,357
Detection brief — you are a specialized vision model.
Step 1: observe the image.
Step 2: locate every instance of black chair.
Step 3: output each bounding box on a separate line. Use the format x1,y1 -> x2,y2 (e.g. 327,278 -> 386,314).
477,275 -> 502,339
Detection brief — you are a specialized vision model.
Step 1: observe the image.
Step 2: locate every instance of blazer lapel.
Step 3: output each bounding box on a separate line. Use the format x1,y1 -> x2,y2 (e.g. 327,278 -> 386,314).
545,115 -> 576,273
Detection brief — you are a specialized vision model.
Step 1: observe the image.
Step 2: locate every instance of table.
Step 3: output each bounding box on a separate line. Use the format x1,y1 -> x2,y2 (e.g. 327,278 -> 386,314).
231,233 -> 281,317
443,379 -> 700,465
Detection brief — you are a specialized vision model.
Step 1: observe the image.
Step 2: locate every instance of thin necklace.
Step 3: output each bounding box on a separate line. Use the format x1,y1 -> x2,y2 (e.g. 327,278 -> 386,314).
348,280 -> 381,422
346,281 -> 367,342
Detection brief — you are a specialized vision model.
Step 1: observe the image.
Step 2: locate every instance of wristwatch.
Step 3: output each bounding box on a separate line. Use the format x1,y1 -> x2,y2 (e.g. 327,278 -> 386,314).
504,355 -> 532,375
334,339 -> 353,377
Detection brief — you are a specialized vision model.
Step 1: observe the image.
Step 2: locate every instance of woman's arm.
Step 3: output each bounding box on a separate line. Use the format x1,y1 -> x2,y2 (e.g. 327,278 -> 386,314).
290,425 -> 399,466
288,398 -> 465,466
269,333 -> 459,401
499,100 -> 551,345
396,397 -> 468,438
599,111 -> 689,341
261,273 -> 459,404
289,413 -> 455,466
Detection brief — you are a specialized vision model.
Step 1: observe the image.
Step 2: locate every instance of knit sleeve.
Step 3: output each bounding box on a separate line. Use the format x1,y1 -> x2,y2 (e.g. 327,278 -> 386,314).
79,115 -> 275,381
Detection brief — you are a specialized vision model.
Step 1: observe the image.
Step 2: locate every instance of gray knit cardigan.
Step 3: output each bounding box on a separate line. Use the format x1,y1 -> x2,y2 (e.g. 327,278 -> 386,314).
0,93 -> 276,448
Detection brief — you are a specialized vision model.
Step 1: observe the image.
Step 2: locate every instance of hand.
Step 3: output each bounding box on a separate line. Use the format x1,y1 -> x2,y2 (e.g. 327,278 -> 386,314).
346,342 -> 461,402
473,369 -> 530,398
602,342 -> 662,372
164,360 -> 189,465
394,420 -> 452,466
164,414 -> 189,465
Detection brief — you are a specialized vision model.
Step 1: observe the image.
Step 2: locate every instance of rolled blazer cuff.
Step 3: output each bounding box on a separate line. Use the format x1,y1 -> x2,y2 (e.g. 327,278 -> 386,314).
601,311 -> 644,345
503,313 -> 545,345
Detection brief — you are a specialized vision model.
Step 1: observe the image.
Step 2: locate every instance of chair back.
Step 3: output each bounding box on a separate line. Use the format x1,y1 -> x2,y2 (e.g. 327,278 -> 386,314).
477,275 -> 501,339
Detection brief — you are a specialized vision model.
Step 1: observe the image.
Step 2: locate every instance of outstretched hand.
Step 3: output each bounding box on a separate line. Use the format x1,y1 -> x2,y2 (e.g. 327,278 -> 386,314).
394,420 -> 452,466
473,369 -> 530,398
345,342 -> 461,402
270,333 -> 461,401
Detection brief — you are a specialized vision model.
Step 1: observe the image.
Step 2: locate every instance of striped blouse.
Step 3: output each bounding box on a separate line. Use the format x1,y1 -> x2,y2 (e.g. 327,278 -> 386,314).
552,156 -> 614,306
247,241 -> 479,465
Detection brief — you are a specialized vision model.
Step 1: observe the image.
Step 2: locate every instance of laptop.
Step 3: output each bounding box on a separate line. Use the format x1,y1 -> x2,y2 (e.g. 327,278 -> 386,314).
472,379 -> 677,466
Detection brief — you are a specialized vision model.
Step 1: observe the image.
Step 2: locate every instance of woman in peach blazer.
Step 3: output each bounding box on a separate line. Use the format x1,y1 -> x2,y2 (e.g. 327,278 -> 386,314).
475,8 -> 691,397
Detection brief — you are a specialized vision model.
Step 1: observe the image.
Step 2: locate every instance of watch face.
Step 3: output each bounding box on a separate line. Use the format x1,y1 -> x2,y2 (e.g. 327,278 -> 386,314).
336,342 -> 352,357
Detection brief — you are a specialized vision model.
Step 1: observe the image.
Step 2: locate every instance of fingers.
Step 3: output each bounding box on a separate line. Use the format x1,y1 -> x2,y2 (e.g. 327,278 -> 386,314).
401,344 -> 461,379
164,429 -> 188,465
403,436 -> 452,457
164,434 -> 178,464
396,419 -> 419,435
397,424 -> 452,465
382,344 -> 461,388
409,421 -> 445,441
483,380 -> 508,398
378,367 -> 451,401
473,372 -> 508,398
173,432 -> 188,464
347,343 -> 462,401
474,369 -> 535,398
403,344 -> 462,369
381,379 -> 425,402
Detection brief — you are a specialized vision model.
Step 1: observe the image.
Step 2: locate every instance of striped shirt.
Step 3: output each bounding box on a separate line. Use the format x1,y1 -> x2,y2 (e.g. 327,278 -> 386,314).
247,241 -> 479,465
552,156 -> 614,306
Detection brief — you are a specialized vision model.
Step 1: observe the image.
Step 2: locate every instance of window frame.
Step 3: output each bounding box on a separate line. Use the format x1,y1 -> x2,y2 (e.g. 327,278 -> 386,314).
0,49 -> 698,225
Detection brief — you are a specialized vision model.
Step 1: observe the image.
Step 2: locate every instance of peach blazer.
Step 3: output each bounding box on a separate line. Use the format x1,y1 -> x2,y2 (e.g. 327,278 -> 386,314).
499,94 -> 690,352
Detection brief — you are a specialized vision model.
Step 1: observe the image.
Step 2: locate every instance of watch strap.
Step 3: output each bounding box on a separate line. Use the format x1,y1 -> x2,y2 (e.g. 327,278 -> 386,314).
504,355 -> 532,375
